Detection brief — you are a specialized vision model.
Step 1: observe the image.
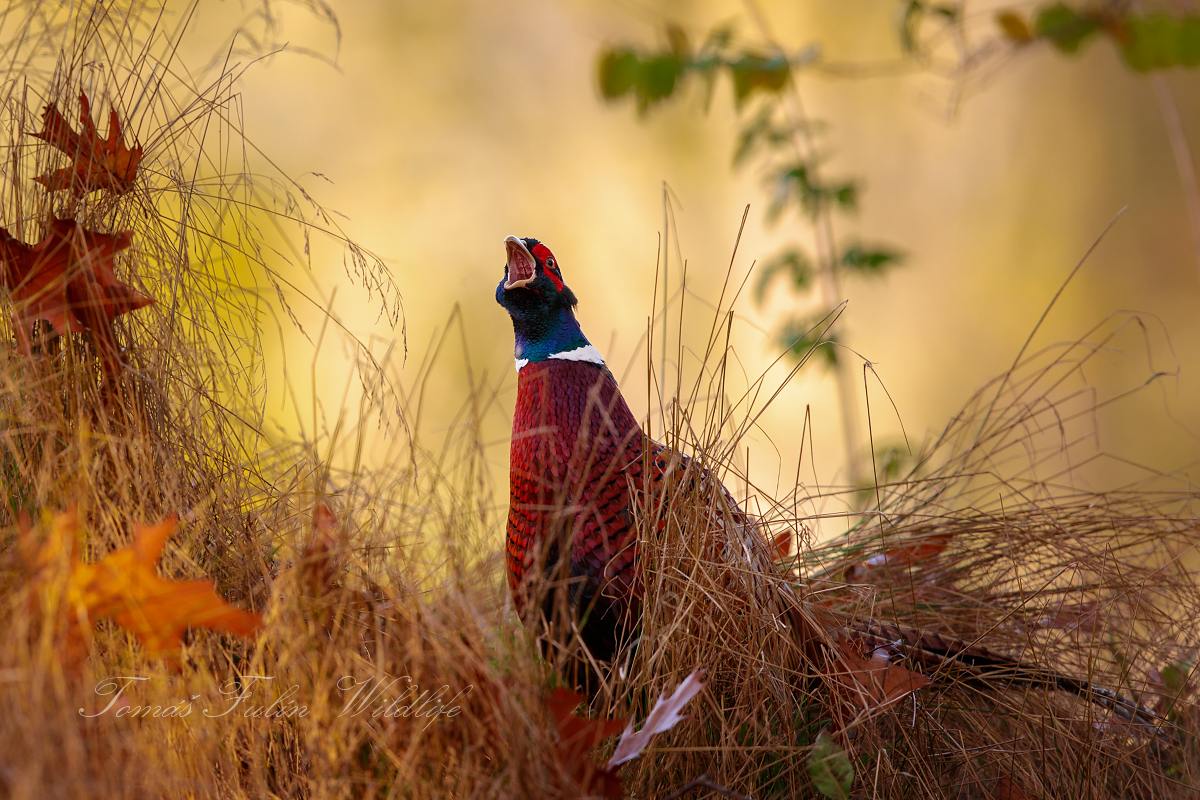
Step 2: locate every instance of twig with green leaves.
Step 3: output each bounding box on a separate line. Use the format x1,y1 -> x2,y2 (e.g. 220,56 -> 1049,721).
597,18 -> 904,486
596,0 -> 1200,490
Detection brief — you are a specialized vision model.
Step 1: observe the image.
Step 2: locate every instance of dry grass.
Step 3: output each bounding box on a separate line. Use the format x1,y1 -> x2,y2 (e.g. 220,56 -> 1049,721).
0,3 -> 1197,799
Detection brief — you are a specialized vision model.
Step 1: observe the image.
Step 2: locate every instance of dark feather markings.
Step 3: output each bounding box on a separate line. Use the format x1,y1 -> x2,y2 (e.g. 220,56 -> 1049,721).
505,356 -> 1165,733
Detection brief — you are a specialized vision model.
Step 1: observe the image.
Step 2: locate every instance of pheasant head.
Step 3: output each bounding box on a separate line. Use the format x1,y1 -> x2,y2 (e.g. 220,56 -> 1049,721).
495,235 -> 601,370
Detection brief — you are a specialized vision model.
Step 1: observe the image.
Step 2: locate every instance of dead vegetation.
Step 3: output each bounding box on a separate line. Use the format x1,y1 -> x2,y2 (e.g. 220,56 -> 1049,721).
0,3 -> 1195,799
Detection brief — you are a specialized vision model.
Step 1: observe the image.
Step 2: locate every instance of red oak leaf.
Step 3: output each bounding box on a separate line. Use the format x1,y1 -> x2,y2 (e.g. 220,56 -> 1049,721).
546,688 -> 626,798
544,671 -> 706,798
32,92 -> 143,196
0,218 -> 152,356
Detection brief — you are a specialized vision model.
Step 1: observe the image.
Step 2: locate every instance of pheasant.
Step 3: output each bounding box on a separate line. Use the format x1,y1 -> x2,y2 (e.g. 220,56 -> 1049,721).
496,234 -> 1160,727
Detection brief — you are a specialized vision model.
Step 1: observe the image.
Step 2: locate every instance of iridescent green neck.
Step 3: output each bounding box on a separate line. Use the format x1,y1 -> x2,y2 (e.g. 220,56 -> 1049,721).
513,304 -> 602,370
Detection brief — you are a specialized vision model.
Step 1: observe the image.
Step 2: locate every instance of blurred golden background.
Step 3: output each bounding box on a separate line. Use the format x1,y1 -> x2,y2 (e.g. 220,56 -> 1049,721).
188,0 -> 1199,525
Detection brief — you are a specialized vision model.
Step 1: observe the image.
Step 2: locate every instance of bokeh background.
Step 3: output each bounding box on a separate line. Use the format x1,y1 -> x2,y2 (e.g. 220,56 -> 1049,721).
188,0 -> 1199,530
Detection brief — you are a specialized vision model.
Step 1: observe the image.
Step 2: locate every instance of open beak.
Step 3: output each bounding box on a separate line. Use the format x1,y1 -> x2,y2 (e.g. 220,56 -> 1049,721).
503,235 -> 536,289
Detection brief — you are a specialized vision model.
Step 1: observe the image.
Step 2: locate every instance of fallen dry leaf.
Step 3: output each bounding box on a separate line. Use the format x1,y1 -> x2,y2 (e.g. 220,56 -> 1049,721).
545,687 -> 626,799
992,774 -> 1035,800
1147,659 -> 1195,716
865,534 -> 950,568
772,530 -> 794,559
301,502 -> 347,598
32,92 -> 143,196
543,670 -> 707,797
846,533 -> 951,581
1035,601 -> 1102,634
830,640 -> 930,711
0,218 -> 152,357
607,668 -> 706,768
24,508 -> 261,660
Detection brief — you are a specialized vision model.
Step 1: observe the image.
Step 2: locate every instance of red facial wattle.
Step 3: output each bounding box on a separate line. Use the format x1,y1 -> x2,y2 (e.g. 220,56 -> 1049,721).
529,242 -> 565,291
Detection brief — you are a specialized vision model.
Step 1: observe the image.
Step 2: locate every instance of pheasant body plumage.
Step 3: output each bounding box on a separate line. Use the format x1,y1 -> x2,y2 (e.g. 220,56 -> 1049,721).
496,234 -> 1161,729
505,358 -> 643,646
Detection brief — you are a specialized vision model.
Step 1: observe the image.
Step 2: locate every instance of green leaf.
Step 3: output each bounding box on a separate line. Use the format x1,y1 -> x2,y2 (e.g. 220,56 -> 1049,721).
852,442 -> 919,507
1121,14 -> 1185,72
832,182 -> 858,211
734,111 -> 822,168
754,248 -> 813,304
1176,16 -> 1200,66
808,731 -> 853,799
733,107 -> 773,167
728,52 -> 790,107
1161,660 -> 1193,694
900,2 -> 959,54
779,314 -> 838,367
1181,17 -> 1200,67
635,54 -> 684,113
840,243 -> 904,276
597,48 -> 641,100
702,21 -> 737,53
1033,4 -> 1100,55
769,164 -> 859,219
766,166 -> 803,222
876,443 -> 914,481
900,1 -> 924,54
597,47 -> 689,114
996,11 -> 1034,43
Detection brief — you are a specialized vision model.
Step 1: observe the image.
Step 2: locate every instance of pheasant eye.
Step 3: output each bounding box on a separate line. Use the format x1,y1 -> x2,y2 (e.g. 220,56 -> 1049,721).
546,257 -> 556,269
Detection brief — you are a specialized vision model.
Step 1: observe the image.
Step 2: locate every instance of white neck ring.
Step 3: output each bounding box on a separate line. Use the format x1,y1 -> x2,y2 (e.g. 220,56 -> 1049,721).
515,343 -> 605,372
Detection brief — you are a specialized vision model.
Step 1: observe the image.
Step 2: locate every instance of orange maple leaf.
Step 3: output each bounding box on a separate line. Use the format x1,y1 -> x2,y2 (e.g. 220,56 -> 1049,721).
32,92 -> 143,196
24,508 -> 261,659
0,218 -> 152,355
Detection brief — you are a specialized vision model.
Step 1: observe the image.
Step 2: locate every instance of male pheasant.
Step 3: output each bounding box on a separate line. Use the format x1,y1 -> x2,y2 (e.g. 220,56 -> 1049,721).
496,234 -> 646,665
495,234 -> 1160,727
